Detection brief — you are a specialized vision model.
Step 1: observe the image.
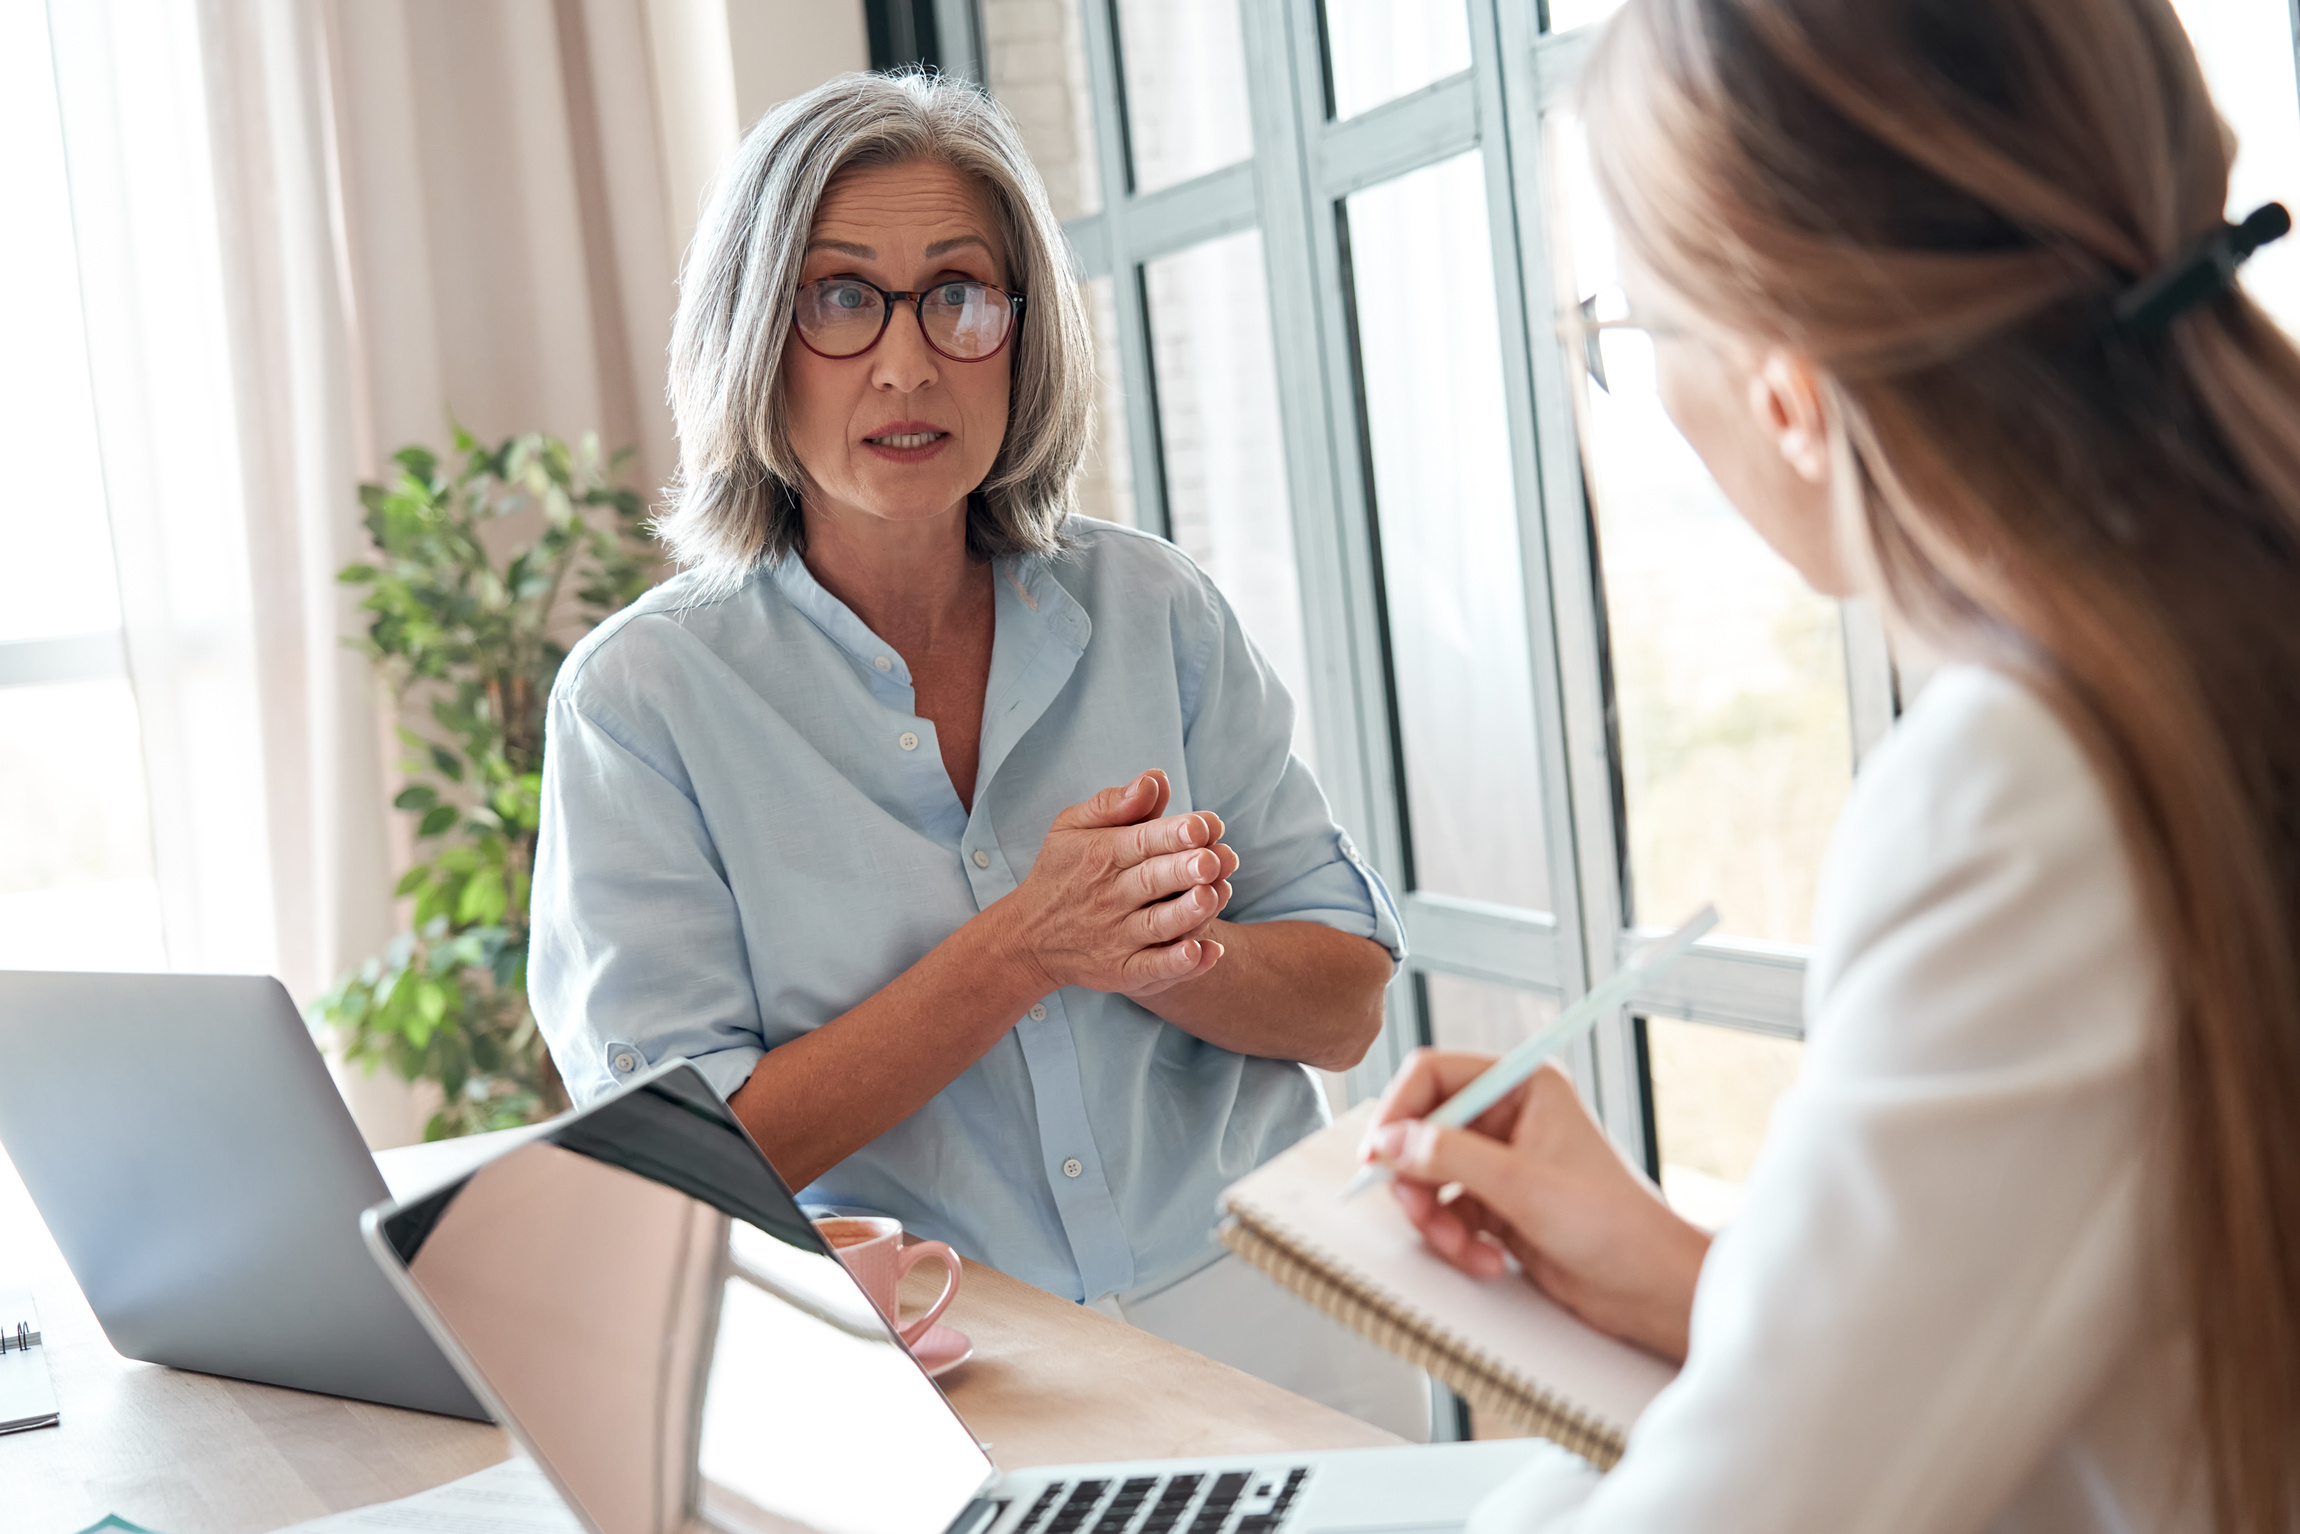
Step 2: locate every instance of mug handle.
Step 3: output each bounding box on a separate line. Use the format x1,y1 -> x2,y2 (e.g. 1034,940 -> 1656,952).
893,1240 -> 961,1345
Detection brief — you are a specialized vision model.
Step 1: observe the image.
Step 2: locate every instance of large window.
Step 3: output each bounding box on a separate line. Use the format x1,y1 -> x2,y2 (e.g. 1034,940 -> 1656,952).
0,0 -> 165,972
980,0 -> 2300,1221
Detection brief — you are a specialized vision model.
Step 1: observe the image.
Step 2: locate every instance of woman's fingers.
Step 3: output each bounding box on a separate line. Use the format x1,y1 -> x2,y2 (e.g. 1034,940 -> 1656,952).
1047,770 -> 1196,840
1022,775 -> 1243,995
1132,880 -> 1230,945
1119,812 -> 1229,868
1205,839 -> 1240,882
1139,768 -> 1173,822
1120,934 -> 1225,993
1365,1048 -> 1507,1140
1393,1179 -> 1510,1278
1128,846 -> 1229,904
1366,1117 -> 1529,1216
1052,772 -> 1162,831
1140,937 -> 1202,984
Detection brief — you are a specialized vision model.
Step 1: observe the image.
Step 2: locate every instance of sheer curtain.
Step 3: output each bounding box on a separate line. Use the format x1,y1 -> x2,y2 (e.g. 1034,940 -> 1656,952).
42,0 -> 779,1142
48,0 -> 293,988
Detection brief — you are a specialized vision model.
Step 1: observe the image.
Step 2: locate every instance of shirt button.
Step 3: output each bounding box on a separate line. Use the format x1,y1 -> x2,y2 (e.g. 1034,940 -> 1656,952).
1062,1158 -> 1083,1179
874,655 -> 892,672
1028,1003 -> 1047,1021
972,849 -> 991,869
899,731 -> 920,751
611,1050 -> 638,1073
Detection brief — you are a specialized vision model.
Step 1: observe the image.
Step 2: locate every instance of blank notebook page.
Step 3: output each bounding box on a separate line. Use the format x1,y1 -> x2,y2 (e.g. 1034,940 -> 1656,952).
1222,1103 -> 1676,1442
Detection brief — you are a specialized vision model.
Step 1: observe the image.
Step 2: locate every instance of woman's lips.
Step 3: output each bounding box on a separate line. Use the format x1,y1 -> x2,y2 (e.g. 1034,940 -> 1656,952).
861,424 -> 951,462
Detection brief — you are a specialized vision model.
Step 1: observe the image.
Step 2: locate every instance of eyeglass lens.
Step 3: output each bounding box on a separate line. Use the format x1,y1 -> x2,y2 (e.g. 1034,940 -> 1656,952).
795,279 -> 1015,360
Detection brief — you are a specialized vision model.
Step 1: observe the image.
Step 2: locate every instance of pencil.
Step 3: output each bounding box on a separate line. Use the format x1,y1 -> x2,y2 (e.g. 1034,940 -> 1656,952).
1339,904 -> 1721,1202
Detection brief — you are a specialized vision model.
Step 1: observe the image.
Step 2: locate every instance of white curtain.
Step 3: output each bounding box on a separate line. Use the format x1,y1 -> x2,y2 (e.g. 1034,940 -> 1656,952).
48,0 -> 296,988
43,0 -> 846,1142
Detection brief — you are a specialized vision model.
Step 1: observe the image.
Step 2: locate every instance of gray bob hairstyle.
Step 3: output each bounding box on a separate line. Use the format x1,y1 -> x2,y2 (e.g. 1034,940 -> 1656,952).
657,71 -> 1094,587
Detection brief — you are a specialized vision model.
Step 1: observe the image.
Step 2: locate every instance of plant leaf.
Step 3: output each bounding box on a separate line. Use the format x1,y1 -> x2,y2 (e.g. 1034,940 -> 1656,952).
457,870 -> 507,926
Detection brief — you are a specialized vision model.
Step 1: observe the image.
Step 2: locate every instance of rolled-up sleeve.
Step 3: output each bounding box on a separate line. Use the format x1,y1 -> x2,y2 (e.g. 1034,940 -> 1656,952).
1179,567 -> 1406,965
529,691 -> 767,1105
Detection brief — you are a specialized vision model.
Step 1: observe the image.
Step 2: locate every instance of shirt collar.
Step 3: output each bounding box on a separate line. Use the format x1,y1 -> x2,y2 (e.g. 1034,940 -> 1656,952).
767,547 -> 1090,681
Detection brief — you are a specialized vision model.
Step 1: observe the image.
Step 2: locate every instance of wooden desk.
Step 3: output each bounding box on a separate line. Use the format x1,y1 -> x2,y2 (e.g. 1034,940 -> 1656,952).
3,1146 -> 1396,1534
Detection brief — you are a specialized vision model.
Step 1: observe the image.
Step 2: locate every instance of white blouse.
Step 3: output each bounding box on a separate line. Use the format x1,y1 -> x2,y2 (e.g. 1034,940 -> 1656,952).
1473,666 -> 2206,1533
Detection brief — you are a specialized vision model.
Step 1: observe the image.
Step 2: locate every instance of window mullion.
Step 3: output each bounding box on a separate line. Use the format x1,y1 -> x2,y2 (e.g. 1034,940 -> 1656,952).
0,631 -> 130,689
1079,0 -> 1171,541
1487,0 -> 1653,1165
1241,0 -> 1423,1099
1842,595 -> 1899,764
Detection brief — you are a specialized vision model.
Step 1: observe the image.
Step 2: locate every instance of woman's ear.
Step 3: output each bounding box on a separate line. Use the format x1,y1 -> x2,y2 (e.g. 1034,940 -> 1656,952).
1747,349 -> 1831,485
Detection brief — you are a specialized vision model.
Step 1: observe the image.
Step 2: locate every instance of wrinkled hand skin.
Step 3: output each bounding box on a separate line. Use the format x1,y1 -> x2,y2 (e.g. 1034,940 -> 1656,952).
1001,768 -> 1242,1000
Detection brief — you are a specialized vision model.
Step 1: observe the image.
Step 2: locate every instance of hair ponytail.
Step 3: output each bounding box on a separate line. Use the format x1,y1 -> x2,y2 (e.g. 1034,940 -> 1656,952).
1587,3 -> 2300,1527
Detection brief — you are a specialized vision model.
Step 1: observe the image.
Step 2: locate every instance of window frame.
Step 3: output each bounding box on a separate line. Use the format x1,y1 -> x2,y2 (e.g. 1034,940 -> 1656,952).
988,0 -> 1903,1160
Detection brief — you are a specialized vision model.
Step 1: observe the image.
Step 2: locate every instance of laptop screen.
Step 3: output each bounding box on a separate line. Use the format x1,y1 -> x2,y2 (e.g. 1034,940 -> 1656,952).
373,1066 -> 996,1534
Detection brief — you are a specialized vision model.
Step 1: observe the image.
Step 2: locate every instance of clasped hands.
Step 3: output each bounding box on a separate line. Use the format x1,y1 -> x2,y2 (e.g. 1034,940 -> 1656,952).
998,768 -> 1239,1000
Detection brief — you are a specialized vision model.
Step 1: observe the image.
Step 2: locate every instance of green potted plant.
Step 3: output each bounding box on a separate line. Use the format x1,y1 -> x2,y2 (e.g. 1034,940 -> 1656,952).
314,427 -> 656,1139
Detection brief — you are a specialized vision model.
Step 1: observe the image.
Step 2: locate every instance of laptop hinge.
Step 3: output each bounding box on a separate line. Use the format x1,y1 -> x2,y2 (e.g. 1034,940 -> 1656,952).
942,1496 -> 1006,1534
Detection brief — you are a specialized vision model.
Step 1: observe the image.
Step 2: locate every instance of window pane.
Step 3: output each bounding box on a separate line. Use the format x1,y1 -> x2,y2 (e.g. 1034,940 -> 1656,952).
982,0 -> 1102,221
1142,232 -> 1315,769
0,679 -> 165,970
1323,0 -> 1472,120
1543,0 -> 1623,32
1551,117 -> 1853,943
1114,0 -> 1253,195
2170,0 -> 2300,335
1347,152 -> 1549,912
1646,1015 -> 1802,1231
1075,277 -> 1136,527
1423,971 -> 1558,1057
0,0 -> 122,644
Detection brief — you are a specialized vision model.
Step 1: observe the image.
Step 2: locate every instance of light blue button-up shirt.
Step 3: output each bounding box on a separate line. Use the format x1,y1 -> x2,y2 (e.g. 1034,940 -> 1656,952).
530,518 -> 1404,1301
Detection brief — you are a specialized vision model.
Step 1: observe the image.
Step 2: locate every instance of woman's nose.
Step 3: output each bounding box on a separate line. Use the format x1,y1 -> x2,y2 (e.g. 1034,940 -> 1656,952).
871,302 -> 942,393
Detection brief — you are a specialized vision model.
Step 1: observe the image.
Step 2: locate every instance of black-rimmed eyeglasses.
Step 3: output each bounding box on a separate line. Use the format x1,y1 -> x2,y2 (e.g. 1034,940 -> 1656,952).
792,277 -> 1026,362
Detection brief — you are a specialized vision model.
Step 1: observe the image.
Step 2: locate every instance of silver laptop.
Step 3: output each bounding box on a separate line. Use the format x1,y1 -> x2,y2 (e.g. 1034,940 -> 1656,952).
363,1060 -> 1558,1534
0,970 -> 487,1419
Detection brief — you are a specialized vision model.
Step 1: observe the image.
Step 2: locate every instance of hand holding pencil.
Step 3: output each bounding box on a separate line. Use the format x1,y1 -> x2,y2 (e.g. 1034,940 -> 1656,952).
1351,907 -> 1721,1365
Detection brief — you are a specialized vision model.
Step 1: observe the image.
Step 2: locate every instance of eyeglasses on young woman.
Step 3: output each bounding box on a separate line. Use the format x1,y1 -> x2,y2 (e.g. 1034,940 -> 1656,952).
1556,287 -> 1692,394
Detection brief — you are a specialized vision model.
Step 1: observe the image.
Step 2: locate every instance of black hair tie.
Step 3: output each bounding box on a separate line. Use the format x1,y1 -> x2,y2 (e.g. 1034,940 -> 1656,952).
2112,202 -> 2290,334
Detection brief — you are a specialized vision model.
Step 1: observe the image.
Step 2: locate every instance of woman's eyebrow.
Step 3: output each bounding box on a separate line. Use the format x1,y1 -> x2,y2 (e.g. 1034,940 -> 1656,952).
802,235 -> 989,262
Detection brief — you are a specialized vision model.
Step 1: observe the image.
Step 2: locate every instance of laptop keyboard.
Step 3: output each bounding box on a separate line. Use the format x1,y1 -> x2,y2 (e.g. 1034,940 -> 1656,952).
1007,1467 -> 1311,1534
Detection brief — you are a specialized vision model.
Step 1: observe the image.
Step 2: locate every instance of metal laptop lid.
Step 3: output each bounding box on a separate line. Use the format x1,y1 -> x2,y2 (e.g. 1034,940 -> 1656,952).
0,969 -> 484,1419
365,1061 -> 997,1534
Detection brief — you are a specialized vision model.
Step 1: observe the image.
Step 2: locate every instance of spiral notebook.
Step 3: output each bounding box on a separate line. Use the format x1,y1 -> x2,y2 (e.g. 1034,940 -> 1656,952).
1217,1103 -> 1676,1469
1,1291 -> 59,1434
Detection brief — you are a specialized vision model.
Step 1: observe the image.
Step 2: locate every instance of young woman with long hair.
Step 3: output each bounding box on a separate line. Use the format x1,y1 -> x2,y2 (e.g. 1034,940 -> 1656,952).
1359,0 -> 2300,1528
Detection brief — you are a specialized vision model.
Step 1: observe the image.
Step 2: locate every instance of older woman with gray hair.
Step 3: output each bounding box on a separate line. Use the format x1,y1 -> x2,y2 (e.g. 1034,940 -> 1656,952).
530,71 -> 1420,1434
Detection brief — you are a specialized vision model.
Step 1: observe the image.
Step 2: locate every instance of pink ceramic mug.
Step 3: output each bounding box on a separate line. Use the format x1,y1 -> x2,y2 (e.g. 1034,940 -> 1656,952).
812,1215 -> 961,1346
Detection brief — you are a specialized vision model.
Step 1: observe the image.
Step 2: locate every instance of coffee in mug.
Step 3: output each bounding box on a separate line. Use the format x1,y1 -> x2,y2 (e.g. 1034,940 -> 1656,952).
811,1215 -> 961,1347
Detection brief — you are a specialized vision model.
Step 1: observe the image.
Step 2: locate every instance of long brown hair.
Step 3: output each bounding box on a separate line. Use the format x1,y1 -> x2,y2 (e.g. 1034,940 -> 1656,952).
1584,0 -> 2300,1526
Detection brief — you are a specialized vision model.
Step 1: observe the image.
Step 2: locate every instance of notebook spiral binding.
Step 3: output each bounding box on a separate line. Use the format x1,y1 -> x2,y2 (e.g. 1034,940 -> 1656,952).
1217,1214 -> 1628,1471
0,1320 -> 38,1353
